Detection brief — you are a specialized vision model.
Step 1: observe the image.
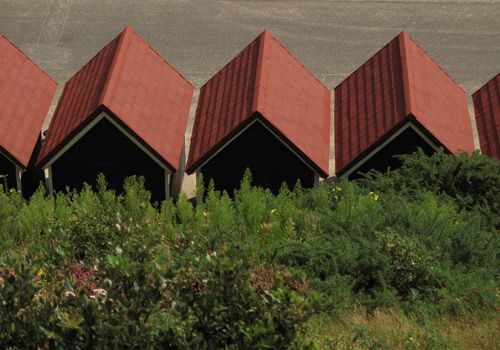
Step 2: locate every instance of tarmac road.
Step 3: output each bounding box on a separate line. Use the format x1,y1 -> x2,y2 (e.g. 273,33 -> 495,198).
1,0 -> 499,193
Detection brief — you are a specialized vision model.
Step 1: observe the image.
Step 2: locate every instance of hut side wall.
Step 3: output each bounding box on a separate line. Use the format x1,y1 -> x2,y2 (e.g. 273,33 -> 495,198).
22,134 -> 45,198
51,118 -> 166,202
0,152 -> 16,192
200,121 -> 315,195
170,142 -> 185,199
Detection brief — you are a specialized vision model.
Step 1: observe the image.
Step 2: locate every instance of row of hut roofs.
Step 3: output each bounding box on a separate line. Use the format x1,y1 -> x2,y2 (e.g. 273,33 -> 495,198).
0,26 -> 499,201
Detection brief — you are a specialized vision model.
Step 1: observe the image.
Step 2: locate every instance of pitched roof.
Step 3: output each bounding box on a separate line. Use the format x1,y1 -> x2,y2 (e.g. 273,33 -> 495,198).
473,73 -> 499,160
0,32 -> 57,168
335,31 -> 475,175
37,26 -> 194,170
186,30 -> 331,177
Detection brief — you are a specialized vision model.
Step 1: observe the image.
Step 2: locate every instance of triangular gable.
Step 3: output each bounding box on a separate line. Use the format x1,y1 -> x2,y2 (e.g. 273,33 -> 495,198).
38,26 -> 193,171
186,30 -> 330,177
335,31 -> 474,175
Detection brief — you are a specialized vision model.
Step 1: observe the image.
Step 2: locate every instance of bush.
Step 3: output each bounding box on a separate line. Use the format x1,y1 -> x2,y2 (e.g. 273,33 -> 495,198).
163,246 -> 313,349
0,151 -> 499,347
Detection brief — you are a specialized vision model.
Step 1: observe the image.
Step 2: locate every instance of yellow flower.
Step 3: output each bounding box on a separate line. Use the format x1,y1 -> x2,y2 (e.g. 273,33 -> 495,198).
270,208 -> 277,215
261,222 -> 273,231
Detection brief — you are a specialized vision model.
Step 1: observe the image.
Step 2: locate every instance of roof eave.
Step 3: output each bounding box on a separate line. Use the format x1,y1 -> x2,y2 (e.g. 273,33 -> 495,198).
37,105 -> 176,173
186,113 -> 329,178
0,145 -> 26,169
335,115 -> 451,177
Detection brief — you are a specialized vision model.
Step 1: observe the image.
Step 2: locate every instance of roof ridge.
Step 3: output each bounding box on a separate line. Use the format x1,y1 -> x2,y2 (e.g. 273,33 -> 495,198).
0,32 -> 57,85
266,31 -> 329,91
128,26 -> 194,89
399,32 -> 416,116
100,26 -> 131,104
252,30 -> 269,112
404,33 -> 466,94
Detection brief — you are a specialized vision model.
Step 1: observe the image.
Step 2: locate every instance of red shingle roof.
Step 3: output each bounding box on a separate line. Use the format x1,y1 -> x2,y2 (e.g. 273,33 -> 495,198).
335,31 -> 475,175
37,26 -> 194,171
473,73 -> 499,160
186,30 -> 331,177
0,32 -> 57,168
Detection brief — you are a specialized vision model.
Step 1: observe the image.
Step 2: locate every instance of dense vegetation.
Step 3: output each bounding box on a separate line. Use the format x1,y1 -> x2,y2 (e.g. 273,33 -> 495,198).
0,150 -> 498,349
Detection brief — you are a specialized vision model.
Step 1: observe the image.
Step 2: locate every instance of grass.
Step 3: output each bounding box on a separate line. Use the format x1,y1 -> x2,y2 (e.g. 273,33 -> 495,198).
301,309 -> 499,349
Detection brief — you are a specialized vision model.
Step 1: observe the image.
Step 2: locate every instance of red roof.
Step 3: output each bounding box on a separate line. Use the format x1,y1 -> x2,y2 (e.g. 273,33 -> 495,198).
38,26 -> 194,171
335,32 -> 475,175
473,73 -> 499,160
0,32 -> 56,168
186,30 -> 331,177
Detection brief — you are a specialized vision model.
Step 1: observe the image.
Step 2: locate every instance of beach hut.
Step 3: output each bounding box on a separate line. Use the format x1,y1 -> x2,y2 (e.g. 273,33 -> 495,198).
335,32 -> 475,178
37,26 -> 193,202
0,33 -> 56,197
186,30 -> 330,195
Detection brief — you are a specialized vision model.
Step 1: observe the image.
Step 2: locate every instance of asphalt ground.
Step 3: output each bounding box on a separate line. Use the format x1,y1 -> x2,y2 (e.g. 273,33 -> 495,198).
1,0 -> 499,193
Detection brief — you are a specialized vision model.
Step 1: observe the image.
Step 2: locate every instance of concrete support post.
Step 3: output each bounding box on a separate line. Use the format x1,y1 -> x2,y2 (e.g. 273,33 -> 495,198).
44,166 -> 54,197
15,165 -> 23,204
164,170 -> 170,200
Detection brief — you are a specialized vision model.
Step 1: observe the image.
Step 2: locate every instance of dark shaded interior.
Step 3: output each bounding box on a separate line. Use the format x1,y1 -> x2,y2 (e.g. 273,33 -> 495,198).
349,126 -> 436,179
52,118 -> 166,202
0,152 -> 16,192
200,121 -> 316,195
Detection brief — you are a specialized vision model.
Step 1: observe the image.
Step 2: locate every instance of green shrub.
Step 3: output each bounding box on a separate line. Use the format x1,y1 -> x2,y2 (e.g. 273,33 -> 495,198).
361,149 -> 500,228
163,246 -> 313,349
0,152 -> 498,347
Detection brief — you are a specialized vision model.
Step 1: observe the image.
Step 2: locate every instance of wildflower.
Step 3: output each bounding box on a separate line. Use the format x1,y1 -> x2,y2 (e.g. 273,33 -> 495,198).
91,288 -> 108,302
332,186 -> 342,192
65,291 -> 76,298
261,222 -> 273,231
92,288 -> 107,297
368,191 -> 380,202
270,208 -> 277,215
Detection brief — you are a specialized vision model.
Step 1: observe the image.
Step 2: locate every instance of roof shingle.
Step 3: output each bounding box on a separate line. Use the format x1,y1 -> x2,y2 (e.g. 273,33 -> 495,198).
38,26 -> 194,171
0,32 -> 57,168
473,73 -> 500,160
186,30 -> 331,177
335,31 -> 475,175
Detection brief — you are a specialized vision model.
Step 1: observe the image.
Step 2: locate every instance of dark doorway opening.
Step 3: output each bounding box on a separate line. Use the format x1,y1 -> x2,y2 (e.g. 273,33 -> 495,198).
200,121 -> 316,195
52,118 -> 166,202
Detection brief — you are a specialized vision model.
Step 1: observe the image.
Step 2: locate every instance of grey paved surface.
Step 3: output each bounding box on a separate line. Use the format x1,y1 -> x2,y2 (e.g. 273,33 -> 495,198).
1,0 -> 499,193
